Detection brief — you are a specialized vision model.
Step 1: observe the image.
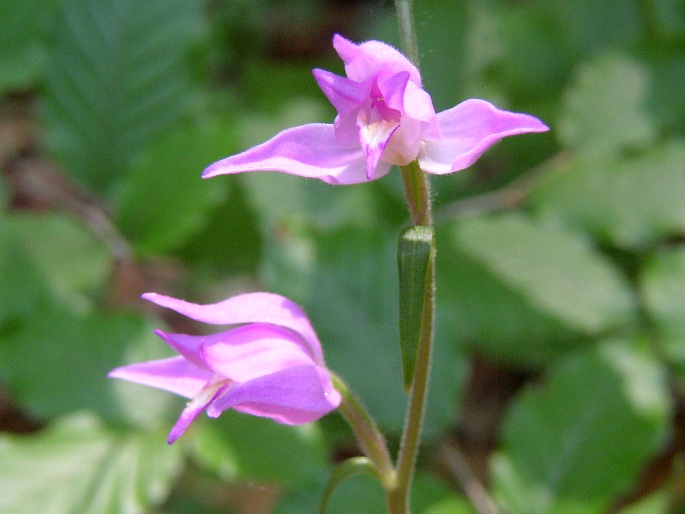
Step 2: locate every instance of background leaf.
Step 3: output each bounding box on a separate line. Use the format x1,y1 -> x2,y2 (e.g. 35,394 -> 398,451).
41,0 -> 202,193
115,122 -> 232,255
0,0 -> 52,91
529,142 -> 685,249
492,341 -> 669,513
558,53 -> 656,157
0,307 -> 177,427
0,213 -> 111,312
640,246 -> 685,380
187,410 -> 328,485
0,413 -> 182,514
438,215 -> 636,363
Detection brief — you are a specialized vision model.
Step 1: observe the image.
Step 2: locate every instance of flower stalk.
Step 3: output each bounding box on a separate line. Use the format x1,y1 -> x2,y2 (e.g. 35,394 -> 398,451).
332,374 -> 396,489
400,160 -> 432,226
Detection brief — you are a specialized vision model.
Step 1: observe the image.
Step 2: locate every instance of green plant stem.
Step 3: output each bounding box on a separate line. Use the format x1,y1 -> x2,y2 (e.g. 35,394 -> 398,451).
332,374 -> 396,489
395,0 -> 419,67
391,3 -> 436,513
400,160 -> 432,226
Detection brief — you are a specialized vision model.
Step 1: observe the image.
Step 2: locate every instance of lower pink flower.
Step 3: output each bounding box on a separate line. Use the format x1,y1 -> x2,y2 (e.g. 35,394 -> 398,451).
109,292 -> 341,444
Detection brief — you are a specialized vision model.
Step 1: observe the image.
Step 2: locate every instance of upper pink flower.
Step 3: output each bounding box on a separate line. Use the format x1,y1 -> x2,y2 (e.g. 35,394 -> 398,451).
108,292 -> 341,444
203,34 -> 549,185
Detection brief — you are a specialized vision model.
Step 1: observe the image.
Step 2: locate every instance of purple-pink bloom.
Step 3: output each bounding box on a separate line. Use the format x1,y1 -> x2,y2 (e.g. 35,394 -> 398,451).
108,292 -> 341,444
203,34 -> 549,185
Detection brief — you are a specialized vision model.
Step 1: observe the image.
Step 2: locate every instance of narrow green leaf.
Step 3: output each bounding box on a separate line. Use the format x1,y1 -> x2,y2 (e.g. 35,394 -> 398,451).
319,457 -> 381,514
262,225 -> 463,434
398,225 -> 434,390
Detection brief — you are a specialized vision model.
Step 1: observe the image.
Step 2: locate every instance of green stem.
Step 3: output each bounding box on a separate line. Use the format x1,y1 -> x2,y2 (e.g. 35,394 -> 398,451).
332,373 -> 396,489
400,161 -> 432,226
391,3 -> 436,513
394,0 -> 420,67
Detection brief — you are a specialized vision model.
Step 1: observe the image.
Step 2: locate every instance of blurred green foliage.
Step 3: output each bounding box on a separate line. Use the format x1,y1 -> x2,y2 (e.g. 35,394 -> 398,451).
1,0 -> 684,512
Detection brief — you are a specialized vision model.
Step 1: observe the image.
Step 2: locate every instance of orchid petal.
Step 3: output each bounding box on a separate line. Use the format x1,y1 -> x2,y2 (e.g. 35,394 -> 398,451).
199,324 -> 316,381
108,356 -> 211,398
357,109 -> 400,180
419,99 -> 549,174
168,380 -> 229,444
153,330 -> 205,367
333,34 -> 421,85
402,81 -> 438,125
381,117 -> 422,166
142,292 -> 325,365
202,123 -> 375,185
207,365 -> 341,425
377,71 -> 410,114
313,69 -> 368,118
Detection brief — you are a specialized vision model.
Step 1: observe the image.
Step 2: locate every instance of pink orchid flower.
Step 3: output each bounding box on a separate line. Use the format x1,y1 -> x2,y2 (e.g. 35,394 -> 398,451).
203,34 -> 548,185
109,292 -> 341,444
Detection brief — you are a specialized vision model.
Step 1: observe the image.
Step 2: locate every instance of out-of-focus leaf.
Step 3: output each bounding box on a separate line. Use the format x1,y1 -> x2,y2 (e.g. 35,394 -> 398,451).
242,171 -> 387,230
440,215 -> 635,363
0,0 -> 53,91
115,122 -> 231,255
262,225 -> 464,434
0,413 -> 182,514
489,6 -> 570,101
0,175 -> 7,208
558,53 -> 656,156
411,473 -> 476,514
424,497 -> 476,514
176,177 -> 262,273
537,0 -> 642,58
0,306 -> 177,427
492,341 -> 669,513
645,51 -> 685,133
649,0 -> 685,41
640,246 -> 685,378
0,213 -> 111,312
277,473 -> 387,514
41,0 -> 202,192
0,219 -> 48,328
529,142 -> 685,249
617,488 -> 669,514
320,457 -> 379,514
188,409 -> 327,485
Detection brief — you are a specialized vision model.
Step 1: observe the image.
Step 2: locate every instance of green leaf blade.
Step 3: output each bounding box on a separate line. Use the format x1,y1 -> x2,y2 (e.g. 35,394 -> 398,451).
492,341 -> 669,512
41,0 -> 202,193
0,414 -> 182,514
398,225 -> 435,390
